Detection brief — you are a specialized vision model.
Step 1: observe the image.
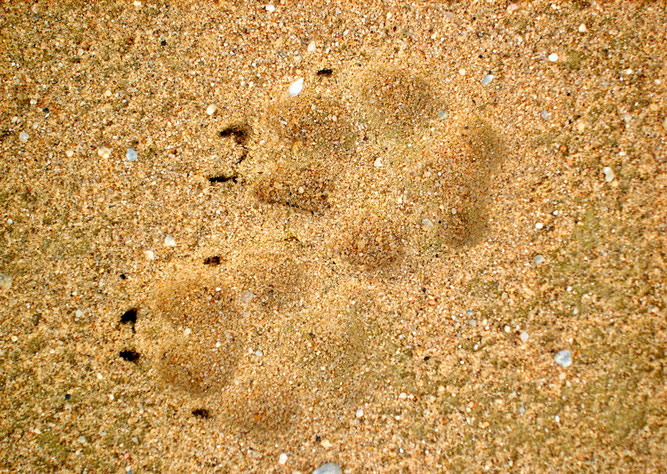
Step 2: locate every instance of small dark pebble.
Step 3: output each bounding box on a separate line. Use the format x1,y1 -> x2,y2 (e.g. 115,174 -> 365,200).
65,393 -> 71,400
315,435 -> 322,442
120,308 -> 138,326
119,350 -> 140,362
203,256 -> 221,266
42,107 -> 49,113
160,39 -> 167,46
317,68 -> 333,77
423,356 -> 431,361
192,408 -> 211,418
119,273 -> 127,280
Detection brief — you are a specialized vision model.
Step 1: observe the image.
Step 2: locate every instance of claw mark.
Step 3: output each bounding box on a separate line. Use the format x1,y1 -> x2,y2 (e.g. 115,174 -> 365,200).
209,174 -> 238,184
220,124 -> 251,146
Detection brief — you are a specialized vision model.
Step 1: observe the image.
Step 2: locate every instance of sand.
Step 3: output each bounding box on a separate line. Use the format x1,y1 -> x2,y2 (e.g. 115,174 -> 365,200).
0,0 -> 665,472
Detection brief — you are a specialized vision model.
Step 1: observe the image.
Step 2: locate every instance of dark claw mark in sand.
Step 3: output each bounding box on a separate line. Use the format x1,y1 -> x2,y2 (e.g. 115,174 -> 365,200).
209,174 -> 238,184
119,350 -> 141,362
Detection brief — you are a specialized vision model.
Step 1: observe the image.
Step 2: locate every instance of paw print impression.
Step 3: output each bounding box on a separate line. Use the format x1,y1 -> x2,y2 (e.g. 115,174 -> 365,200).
139,62 -> 507,438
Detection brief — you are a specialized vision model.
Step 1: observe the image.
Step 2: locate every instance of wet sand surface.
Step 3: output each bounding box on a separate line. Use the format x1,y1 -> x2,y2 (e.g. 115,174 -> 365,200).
0,0 -> 665,472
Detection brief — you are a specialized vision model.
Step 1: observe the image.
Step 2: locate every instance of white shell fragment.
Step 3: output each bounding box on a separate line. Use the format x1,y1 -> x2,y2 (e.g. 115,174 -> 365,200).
289,78 -> 304,97
482,74 -> 494,86
602,166 -> 615,182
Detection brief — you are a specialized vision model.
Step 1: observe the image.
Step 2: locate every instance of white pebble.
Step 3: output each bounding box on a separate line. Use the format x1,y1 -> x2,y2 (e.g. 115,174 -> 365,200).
144,250 -> 155,260
66,149 -> 74,158
278,453 -> 288,465
437,110 -> 448,120
0,274 -> 13,292
312,462 -> 342,474
602,166 -> 615,182
356,408 -> 364,418
164,235 -> 176,247
78,435 -> 87,443
307,41 -> 316,52
554,350 -> 572,368
206,104 -> 217,116
578,23 -> 587,33
533,254 -> 545,265
97,147 -> 111,159
548,53 -> 559,62
504,325 -> 511,333
541,110 -> 552,120
520,331 -> 529,343
373,157 -> 383,168
265,4 -> 275,12
126,148 -> 138,161
19,131 -> 29,142
481,74 -> 494,86
535,222 -> 544,230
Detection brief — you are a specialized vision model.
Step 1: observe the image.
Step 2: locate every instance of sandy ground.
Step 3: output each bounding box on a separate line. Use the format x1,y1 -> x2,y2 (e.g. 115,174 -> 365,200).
0,0 -> 665,472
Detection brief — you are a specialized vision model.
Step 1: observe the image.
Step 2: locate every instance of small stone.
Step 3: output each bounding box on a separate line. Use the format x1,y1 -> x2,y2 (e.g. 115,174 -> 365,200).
504,325 -> 511,333
554,350 -> 572,367
312,462 -> 342,474
184,327 -> 192,336
66,149 -> 74,158
356,408 -> 364,418
144,250 -> 155,260
373,157 -> 383,168
518,407 -> 526,414
437,110 -> 448,120
289,78 -> 304,97
481,74 -> 494,86
97,147 -> 111,159
206,104 -> 217,116
548,53 -> 558,62
164,235 -> 176,247
19,131 -> 29,142
533,254 -> 545,265
602,166 -> 615,182
265,4 -> 275,12
458,68 -> 466,76
307,41 -> 316,52
78,435 -> 87,443
75,309 -> 83,318
240,290 -> 256,303
421,218 -> 434,228
133,0 -> 142,7
535,222 -> 544,230
399,392 -> 407,400
126,148 -> 138,161
578,23 -> 587,33
279,453 -> 288,465
541,110 -> 552,120
0,274 -> 13,292
507,3 -> 519,13
576,120 -> 586,132
520,331 -> 529,343
255,349 -> 263,357
320,439 -> 333,449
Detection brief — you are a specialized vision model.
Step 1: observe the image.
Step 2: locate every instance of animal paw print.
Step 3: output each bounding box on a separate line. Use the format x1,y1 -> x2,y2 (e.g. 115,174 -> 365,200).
136,61 -> 506,437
